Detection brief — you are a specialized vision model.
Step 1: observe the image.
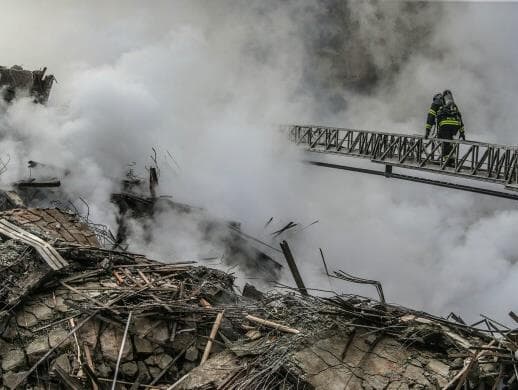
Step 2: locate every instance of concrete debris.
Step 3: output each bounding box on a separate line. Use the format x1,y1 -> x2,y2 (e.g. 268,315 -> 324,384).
0,207 -> 516,389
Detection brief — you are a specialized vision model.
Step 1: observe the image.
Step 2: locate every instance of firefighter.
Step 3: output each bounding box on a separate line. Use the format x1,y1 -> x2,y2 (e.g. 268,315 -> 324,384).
425,90 -> 465,163
437,90 -> 465,159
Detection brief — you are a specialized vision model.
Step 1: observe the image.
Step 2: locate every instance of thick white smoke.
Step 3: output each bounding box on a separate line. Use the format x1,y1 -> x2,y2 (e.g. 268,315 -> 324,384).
0,1 -> 517,325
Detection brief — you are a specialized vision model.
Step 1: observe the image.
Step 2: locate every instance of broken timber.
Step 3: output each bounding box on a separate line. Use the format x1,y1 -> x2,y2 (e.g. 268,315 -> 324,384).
0,218 -> 68,270
14,179 -> 61,188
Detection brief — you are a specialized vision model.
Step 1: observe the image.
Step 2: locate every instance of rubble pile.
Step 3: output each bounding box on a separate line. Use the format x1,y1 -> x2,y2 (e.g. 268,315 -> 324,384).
0,208 -> 517,389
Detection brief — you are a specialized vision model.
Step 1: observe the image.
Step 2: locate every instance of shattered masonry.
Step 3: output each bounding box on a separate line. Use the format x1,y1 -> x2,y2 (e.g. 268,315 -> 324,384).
1,207 -> 517,389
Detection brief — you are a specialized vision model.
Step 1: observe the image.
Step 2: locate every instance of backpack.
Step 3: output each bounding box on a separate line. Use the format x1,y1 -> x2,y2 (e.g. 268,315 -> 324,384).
438,103 -> 461,122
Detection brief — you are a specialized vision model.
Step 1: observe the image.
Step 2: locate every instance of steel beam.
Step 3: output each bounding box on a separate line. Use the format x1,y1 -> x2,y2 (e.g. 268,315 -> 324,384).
308,161 -> 518,201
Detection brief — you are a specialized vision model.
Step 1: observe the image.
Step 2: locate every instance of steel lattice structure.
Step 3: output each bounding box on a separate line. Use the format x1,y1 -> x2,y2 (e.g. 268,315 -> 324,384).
289,125 -> 518,191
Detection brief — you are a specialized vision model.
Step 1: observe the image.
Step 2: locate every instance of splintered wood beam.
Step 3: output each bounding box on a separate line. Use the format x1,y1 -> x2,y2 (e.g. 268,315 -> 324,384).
201,310 -> 225,364
245,314 -> 300,334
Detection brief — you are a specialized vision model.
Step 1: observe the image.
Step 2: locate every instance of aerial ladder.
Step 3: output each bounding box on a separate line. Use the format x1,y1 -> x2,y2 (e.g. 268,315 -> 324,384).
288,124 -> 518,201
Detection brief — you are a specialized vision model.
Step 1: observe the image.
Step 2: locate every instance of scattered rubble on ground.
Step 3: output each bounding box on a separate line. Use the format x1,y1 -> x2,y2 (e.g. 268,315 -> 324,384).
0,206 -> 517,389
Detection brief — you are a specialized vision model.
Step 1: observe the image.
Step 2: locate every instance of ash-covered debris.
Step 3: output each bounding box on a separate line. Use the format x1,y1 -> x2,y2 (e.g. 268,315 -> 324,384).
10,155 -> 283,280
0,65 -> 55,104
0,208 -> 517,389
110,162 -> 283,280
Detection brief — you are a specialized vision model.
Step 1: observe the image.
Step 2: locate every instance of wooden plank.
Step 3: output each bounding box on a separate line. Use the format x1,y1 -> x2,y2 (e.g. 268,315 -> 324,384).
245,314 -> 300,334
0,218 -> 68,270
200,311 -> 225,364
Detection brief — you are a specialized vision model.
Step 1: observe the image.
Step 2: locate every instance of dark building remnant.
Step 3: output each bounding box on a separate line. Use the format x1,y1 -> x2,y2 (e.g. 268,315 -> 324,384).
109,160 -> 283,279
110,192 -> 283,280
0,65 -> 55,104
6,155 -> 283,280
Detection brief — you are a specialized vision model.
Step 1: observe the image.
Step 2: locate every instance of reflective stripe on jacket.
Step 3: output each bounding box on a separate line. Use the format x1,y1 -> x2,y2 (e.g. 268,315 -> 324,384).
439,118 -> 462,127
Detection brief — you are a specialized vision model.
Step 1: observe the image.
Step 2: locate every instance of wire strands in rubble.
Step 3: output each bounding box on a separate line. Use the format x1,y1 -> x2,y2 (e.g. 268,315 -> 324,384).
332,270 -> 386,304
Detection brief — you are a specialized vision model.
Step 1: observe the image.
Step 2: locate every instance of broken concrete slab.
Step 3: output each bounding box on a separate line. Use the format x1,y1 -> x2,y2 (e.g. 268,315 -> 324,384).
133,335 -> 154,354
2,370 -> 28,389
180,351 -> 240,389
100,325 -> 133,362
26,335 -> 49,361
26,302 -> 53,321
48,328 -> 71,349
184,344 -> 199,362
51,354 -> 71,374
1,349 -> 25,372
120,361 -> 138,377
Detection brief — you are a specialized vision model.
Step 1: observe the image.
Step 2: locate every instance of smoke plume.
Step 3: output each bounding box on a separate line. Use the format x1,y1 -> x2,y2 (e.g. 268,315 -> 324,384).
0,0 -> 517,324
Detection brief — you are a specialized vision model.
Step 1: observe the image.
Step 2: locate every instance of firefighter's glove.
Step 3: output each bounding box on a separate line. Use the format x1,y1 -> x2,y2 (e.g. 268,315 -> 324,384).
459,133 -> 466,141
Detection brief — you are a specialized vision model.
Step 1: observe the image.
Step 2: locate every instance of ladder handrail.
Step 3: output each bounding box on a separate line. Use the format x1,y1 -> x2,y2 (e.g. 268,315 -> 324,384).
287,124 -> 518,190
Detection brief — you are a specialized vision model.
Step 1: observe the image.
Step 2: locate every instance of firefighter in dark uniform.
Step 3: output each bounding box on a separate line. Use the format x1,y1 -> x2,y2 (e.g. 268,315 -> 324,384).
425,90 -> 465,162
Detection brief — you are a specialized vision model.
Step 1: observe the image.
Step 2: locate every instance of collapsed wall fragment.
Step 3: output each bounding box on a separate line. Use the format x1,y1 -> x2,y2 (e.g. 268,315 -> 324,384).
0,207 -> 516,389
0,65 -> 55,104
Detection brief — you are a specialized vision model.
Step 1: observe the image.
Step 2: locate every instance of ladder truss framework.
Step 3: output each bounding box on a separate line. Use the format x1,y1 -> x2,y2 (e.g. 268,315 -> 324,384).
289,125 -> 518,191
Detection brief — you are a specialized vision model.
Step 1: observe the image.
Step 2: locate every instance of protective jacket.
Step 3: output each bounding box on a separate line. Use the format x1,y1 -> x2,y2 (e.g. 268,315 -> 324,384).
435,103 -> 465,160
436,104 -> 464,140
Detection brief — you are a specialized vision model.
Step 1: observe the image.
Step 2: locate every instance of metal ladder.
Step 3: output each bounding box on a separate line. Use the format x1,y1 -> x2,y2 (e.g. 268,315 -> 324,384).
288,124 -> 518,199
